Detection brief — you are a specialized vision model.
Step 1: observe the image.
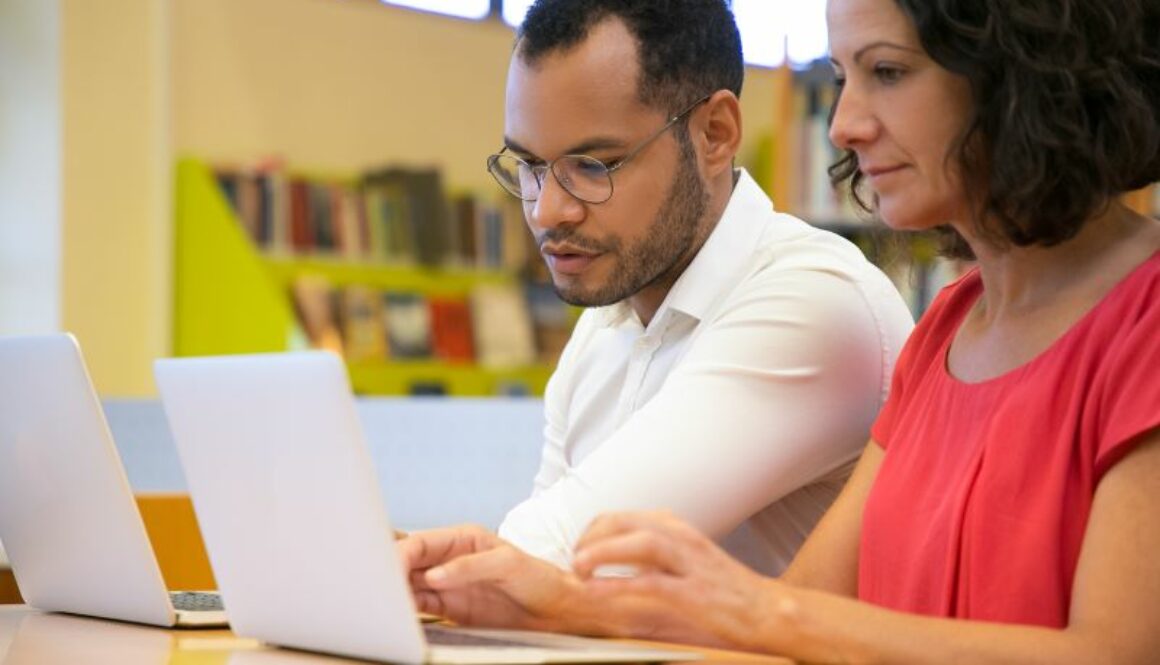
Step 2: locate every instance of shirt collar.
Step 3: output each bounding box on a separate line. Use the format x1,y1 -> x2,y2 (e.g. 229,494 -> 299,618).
594,168 -> 775,329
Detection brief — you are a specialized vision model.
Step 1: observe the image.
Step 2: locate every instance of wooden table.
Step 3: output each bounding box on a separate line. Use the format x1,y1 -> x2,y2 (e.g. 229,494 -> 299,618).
0,606 -> 789,664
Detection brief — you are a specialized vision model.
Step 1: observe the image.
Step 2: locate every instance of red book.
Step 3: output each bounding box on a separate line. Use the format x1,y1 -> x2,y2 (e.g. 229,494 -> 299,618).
429,298 -> 475,363
288,180 -> 313,253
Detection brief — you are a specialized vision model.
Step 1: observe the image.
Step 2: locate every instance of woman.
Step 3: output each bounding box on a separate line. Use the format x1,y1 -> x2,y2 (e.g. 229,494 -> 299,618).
403,0 -> 1159,661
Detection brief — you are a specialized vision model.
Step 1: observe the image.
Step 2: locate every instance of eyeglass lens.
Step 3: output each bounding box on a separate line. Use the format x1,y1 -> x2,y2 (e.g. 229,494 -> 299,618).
490,154 -> 613,204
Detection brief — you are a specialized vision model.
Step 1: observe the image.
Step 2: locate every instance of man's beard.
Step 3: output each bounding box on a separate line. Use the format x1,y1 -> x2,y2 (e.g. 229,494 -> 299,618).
545,138 -> 709,308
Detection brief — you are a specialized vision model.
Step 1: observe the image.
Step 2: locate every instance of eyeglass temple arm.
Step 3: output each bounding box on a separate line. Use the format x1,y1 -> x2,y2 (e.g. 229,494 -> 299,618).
605,93 -> 713,175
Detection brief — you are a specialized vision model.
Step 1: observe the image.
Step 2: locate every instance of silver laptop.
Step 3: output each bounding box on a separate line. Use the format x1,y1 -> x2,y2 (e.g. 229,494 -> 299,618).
154,351 -> 698,664
0,334 -> 227,628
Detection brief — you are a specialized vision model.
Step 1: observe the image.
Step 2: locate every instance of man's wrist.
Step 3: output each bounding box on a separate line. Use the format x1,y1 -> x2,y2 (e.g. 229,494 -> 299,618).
537,574 -> 625,637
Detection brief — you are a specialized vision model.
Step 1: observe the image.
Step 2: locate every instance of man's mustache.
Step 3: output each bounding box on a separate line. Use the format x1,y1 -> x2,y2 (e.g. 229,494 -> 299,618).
536,228 -> 612,253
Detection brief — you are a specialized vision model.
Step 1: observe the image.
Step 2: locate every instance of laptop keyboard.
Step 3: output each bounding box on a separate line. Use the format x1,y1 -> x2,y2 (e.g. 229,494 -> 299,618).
170,591 -> 225,612
425,626 -> 576,649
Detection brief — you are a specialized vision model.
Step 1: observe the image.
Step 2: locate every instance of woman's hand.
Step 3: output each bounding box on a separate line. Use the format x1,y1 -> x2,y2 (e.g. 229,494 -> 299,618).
572,511 -> 792,652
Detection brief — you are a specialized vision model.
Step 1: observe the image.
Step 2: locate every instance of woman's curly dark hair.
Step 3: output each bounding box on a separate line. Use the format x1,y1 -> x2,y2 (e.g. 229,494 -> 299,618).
829,0 -> 1160,258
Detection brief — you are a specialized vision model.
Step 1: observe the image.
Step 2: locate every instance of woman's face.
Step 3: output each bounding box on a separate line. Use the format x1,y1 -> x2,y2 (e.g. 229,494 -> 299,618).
827,0 -> 975,232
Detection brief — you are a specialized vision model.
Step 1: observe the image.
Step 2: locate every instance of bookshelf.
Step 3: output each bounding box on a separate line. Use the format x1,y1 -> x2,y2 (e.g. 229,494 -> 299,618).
173,158 -> 556,396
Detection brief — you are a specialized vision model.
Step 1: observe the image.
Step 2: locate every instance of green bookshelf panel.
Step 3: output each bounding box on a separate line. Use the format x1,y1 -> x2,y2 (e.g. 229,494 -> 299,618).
348,362 -> 553,397
263,257 -> 515,295
174,159 -> 296,356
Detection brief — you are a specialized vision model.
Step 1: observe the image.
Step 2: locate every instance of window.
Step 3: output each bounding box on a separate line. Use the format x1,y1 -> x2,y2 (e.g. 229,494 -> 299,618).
733,0 -> 829,68
386,0 -> 829,69
380,0 -> 490,20
500,0 -> 826,68
502,0 -> 533,26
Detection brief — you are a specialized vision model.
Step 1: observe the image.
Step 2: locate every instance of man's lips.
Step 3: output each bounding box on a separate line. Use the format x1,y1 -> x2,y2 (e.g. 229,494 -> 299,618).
542,244 -> 601,275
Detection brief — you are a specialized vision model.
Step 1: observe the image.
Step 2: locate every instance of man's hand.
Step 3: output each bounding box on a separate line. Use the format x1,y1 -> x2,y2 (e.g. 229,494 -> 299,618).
398,525 -> 586,632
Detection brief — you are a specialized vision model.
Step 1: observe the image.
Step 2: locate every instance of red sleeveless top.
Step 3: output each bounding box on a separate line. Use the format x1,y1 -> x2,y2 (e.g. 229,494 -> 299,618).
860,252 -> 1160,627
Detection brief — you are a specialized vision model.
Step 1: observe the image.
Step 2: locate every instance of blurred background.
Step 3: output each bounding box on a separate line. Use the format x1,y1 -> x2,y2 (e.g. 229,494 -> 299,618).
3,0 -> 1154,398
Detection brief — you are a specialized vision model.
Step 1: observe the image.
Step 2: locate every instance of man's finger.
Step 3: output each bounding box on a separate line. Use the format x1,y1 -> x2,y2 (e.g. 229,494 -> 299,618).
399,525 -> 495,571
425,545 -> 525,589
409,568 -> 434,592
414,589 -> 447,617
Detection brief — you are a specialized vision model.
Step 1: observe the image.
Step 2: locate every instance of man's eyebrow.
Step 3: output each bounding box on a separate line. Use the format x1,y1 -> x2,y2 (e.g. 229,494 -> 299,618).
503,136 -> 630,160
851,41 -> 923,64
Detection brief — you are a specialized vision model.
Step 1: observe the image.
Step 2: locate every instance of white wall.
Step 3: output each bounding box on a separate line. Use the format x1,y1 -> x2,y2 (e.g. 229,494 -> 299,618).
0,0 -> 62,334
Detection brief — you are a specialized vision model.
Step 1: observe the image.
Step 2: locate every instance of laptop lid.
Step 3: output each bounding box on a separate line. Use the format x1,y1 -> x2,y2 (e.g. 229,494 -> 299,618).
155,352 -> 698,664
156,352 -> 426,662
0,334 -> 176,626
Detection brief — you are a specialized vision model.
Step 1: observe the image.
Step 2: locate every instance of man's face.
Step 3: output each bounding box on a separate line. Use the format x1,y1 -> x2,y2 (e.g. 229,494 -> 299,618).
503,19 -> 708,308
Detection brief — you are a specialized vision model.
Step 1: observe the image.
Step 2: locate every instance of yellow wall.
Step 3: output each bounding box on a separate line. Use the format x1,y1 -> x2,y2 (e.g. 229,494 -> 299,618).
60,0 -> 171,396
53,0 -> 780,395
171,0 -> 780,191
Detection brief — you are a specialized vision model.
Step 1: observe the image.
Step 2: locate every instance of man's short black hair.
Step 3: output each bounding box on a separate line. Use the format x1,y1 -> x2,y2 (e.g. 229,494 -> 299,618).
516,0 -> 744,113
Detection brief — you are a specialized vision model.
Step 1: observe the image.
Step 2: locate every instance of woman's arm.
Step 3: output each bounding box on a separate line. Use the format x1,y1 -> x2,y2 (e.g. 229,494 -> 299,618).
779,441 -> 882,595
573,431 -> 1160,664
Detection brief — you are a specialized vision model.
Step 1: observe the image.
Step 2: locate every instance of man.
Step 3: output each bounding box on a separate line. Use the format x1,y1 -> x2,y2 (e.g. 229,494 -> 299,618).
457,0 -> 913,578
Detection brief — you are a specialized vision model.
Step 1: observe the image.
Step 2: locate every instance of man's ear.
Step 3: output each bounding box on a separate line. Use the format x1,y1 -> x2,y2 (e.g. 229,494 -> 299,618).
693,90 -> 742,179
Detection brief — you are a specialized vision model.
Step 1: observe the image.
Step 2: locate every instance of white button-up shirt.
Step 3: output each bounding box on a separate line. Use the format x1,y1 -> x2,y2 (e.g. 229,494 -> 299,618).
498,170 -> 914,574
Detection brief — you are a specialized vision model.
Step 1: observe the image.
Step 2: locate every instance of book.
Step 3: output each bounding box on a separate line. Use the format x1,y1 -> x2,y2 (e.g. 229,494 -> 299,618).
288,180 -> 313,253
338,285 -> 387,363
429,297 -> 475,363
363,167 -> 450,266
525,283 -> 572,364
309,182 -> 335,253
263,168 -> 290,254
382,292 -> 432,359
469,283 -> 536,368
452,193 -> 480,268
360,176 -> 414,264
290,275 -> 343,354
215,169 -> 263,245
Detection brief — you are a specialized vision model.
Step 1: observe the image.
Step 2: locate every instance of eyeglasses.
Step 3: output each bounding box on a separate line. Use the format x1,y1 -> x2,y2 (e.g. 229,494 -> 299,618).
486,94 -> 712,205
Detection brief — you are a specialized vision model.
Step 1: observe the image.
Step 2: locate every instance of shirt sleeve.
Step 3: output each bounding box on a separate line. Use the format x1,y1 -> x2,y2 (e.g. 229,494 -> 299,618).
1094,278 -> 1160,480
499,264 -> 913,568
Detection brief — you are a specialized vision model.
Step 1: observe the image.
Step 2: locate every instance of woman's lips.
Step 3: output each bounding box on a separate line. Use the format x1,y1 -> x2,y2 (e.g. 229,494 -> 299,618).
862,164 -> 908,185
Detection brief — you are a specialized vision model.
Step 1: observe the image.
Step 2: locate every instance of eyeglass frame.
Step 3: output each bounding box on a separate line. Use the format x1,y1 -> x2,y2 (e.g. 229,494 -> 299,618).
485,93 -> 714,205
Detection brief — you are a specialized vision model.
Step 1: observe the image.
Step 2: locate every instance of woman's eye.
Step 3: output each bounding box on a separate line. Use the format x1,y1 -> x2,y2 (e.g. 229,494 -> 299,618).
874,65 -> 905,84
